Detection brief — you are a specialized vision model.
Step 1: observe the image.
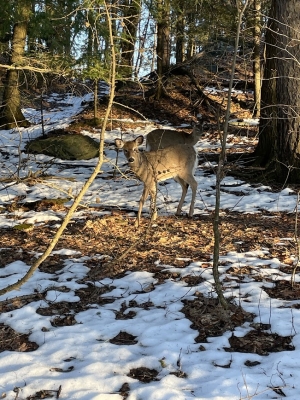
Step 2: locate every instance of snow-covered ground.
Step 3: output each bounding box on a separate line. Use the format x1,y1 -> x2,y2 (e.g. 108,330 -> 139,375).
0,93 -> 299,399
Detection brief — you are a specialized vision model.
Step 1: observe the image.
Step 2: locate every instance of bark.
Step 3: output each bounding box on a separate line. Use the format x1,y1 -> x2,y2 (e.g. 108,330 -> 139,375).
156,0 -> 170,99
252,0 -> 262,118
254,0 -> 300,183
175,5 -> 185,63
120,0 -> 141,78
0,1 -> 31,129
63,0 -> 72,57
186,11 -> 196,59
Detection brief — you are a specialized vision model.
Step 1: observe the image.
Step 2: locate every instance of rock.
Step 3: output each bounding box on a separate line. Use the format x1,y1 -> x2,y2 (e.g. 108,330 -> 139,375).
26,134 -> 99,160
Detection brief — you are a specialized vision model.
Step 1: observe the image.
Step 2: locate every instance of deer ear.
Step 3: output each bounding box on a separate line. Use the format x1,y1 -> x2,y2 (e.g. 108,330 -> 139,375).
115,138 -> 124,149
135,135 -> 144,146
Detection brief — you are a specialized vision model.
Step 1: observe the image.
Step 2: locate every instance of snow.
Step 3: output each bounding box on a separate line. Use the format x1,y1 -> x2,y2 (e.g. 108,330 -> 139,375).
0,92 -> 299,399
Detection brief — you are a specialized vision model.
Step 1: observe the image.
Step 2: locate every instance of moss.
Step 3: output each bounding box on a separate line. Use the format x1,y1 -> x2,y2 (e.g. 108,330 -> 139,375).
13,223 -> 34,232
26,134 -> 99,160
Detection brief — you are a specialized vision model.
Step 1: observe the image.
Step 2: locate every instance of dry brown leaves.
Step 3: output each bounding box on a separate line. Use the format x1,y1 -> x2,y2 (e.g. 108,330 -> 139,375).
0,206 -> 298,365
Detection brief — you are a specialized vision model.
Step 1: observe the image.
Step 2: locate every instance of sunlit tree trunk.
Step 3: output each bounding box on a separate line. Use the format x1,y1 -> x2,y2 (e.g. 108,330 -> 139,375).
0,1 -> 31,129
252,0 -> 262,117
254,0 -> 300,183
186,11 -> 196,59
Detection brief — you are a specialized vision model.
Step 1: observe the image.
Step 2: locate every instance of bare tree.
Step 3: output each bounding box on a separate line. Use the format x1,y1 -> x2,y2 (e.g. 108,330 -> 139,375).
213,0 -> 251,310
0,0 -> 117,296
120,0 -> 141,78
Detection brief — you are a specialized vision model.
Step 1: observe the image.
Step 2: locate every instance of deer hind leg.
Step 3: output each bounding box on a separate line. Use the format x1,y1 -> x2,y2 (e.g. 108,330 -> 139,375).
187,176 -> 197,217
175,176 -> 198,217
174,177 -> 189,216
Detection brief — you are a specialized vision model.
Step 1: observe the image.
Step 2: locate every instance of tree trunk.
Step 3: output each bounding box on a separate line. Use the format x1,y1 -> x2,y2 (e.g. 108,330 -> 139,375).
0,1 -> 31,129
186,11 -> 196,59
120,0 -> 141,78
156,0 -> 170,99
175,4 -> 185,63
252,0 -> 262,118
254,0 -> 300,183
63,0 -> 72,57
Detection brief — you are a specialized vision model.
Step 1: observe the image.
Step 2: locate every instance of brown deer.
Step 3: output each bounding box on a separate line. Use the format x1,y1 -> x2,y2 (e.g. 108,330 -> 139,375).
146,121 -> 203,151
115,135 -> 197,226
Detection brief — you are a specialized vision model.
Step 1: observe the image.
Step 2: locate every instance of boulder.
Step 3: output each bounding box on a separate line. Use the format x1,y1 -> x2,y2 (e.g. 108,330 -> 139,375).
26,134 -> 99,160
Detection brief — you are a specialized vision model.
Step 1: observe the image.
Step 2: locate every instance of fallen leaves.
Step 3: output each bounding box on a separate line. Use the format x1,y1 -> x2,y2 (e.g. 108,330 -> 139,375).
226,331 -> 295,356
0,209 -> 298,359
0,323 -> 38,353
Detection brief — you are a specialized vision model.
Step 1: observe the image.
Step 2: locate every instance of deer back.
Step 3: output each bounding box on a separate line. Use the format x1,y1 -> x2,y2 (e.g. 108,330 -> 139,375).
146,122 -> 203,151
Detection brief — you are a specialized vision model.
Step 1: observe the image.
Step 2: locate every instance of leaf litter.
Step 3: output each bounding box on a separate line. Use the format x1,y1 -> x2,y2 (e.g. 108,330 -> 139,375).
0,91 -> 300,399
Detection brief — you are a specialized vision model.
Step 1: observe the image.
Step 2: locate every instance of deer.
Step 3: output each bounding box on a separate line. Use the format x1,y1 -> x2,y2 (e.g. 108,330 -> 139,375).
146,121 -> 203,151
115,135 -> 198,227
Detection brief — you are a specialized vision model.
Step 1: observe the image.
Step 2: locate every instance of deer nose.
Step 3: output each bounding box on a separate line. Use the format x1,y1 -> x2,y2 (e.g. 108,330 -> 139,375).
128,157 -> 135,163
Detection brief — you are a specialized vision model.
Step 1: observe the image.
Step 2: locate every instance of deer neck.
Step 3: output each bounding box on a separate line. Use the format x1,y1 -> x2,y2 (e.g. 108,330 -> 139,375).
192,127 -> 201,138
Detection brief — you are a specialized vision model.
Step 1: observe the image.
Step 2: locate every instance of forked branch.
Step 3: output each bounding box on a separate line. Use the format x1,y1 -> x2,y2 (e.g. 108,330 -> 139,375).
0,1 -> 117,296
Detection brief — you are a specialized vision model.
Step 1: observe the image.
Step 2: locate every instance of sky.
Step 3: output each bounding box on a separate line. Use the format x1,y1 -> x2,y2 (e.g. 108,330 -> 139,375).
0,91 -> 299,400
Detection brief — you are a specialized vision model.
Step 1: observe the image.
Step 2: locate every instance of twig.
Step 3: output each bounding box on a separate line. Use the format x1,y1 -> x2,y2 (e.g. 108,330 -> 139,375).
291,191 -> 300,286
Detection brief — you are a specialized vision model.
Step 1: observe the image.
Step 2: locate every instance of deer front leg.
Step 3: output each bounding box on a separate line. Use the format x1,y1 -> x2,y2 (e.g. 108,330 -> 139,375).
149,186 -> 158,222
135,185 -> 149,227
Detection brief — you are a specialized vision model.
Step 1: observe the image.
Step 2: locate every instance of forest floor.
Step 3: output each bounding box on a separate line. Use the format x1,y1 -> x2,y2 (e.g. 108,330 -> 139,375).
1,67 -> 300,399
